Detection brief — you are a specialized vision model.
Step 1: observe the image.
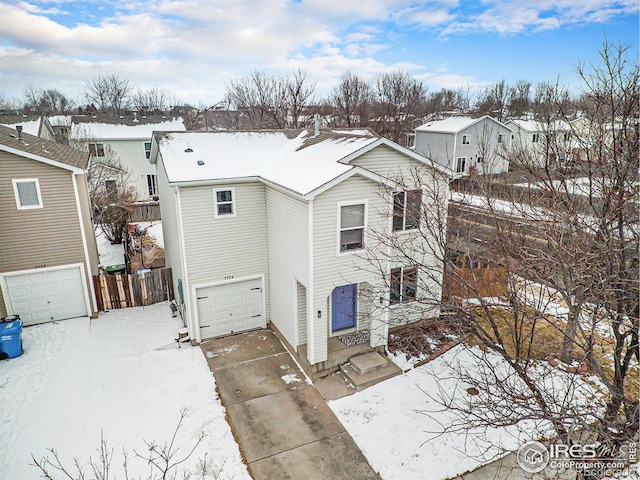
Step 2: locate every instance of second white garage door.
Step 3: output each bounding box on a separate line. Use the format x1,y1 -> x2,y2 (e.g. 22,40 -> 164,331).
3,265 -> 89,326
196,278 -> 264,340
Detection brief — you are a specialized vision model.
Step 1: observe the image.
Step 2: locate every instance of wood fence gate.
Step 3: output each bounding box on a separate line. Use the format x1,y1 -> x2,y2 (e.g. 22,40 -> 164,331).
93,268 -> 174,310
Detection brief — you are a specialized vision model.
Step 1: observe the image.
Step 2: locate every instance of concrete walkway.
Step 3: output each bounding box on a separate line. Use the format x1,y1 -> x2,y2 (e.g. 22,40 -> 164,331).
201,330 -> 378,480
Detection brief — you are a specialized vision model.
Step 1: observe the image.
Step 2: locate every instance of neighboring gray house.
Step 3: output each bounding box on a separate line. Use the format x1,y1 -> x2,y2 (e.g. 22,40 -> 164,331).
0,124 -> 99,325
150,129 -> 450,376
414,115 -> 512,174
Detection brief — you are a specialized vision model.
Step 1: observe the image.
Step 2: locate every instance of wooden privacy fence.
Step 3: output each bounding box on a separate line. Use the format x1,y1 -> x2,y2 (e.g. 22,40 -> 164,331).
128,201 -> 161,222
443,266 -> 508,299
93,268 -> 174,310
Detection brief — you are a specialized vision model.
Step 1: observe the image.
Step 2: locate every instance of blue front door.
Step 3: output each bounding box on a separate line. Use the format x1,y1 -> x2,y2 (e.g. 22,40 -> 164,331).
331,284 -> 357,332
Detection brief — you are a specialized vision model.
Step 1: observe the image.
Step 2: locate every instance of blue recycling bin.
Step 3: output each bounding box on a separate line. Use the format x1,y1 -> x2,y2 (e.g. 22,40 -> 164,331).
0,320 -> 23,358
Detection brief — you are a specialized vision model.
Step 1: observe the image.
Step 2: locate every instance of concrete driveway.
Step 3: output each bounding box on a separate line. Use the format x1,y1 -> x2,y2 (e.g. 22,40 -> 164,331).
201,330 -> 378,480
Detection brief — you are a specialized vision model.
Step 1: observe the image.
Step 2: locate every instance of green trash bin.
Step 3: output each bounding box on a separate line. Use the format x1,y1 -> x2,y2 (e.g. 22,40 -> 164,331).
105,264 -> 127,275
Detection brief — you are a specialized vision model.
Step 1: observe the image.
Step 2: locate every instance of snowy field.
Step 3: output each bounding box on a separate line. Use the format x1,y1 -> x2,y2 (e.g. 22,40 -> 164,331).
0,303 -> 250,480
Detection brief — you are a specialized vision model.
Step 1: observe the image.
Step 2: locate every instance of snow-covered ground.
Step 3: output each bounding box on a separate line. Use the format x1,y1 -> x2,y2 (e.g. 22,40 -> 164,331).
330,344 -> 602,480
95,226 -> 126,267
0,303 -> 251,480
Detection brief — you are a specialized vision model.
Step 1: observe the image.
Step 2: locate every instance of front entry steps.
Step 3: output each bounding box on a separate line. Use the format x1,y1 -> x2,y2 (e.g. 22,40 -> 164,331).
340,351 -> 402,391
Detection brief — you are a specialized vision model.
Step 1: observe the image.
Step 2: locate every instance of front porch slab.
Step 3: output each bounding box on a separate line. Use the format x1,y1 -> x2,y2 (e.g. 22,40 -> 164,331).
297,335 -> 381,379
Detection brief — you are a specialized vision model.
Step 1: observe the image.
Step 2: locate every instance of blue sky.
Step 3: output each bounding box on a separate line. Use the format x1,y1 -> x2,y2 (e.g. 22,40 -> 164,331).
0,0 -> 638,106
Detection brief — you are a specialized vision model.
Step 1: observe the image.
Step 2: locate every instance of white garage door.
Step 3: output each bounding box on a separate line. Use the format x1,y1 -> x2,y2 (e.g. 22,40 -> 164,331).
196,278 -> 264,340
4,266 -> 89,326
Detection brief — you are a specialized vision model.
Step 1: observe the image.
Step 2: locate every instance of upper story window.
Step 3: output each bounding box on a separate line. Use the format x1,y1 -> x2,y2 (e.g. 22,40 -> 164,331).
213,187 -> 236,218
339,202 -> 366,253
88,143 -> 105,157
147,174 -> 158,196
144,142 -> 152,159
393,190 -> 421,231
390,266 -> 417,304
532,133 -> 540,143
12,178 -> 43,210
563,132 -> 571,142
497,134 -> 505,144
461,134 -> 471,145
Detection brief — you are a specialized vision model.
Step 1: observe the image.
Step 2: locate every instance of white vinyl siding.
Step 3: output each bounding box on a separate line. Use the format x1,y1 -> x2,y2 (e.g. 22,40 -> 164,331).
155,154 -> 184,304
311,174 -> 388,363
266,187 -> 308,348
180,182 -> 269,338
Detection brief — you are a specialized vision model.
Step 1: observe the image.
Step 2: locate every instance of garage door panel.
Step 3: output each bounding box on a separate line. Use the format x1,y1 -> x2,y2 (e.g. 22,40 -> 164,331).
198,278 -> 264,340
4,266 -> 88,326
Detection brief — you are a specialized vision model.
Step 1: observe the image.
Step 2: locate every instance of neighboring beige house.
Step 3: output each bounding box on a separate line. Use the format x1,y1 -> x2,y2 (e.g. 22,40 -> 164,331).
414,115 -> 512,174
150,128 -> 450,375
0,124 -> 99,325
68,115 -> 186,200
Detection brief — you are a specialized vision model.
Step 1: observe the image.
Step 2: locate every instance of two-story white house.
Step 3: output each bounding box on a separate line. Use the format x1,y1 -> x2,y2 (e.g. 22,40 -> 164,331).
149,129 -> 450,376
506,118 -> 577,167
69,115 -> 186,200
414,115 -> 512,174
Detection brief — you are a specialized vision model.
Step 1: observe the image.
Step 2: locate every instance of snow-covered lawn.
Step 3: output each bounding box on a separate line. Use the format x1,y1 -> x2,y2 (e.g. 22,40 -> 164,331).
0,303 -> 250,480
95,226 -> 126,268
330,344 -> 601,480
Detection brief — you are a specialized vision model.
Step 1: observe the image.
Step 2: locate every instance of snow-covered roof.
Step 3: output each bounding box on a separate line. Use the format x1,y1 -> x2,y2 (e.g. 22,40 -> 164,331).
0,119 -> 41,136
415,115 -> 510,134
156,130 -> 379,196
71,117 -> 186,140
508,119 -> 572,133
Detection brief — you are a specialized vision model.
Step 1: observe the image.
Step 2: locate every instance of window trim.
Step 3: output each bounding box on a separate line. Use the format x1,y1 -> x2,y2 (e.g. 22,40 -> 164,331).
392,190 -> 421,232
12,178 -> 43,210
147,174 -> 158,196
213,187 -> 236,218
390,266 -> 418,304
88,142 -> 105,157
461,134 -> 471,145
337,200 -> 367,255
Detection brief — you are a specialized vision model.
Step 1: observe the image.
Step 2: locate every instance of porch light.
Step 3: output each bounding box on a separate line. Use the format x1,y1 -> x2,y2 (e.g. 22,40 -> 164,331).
317,310 -> 321,318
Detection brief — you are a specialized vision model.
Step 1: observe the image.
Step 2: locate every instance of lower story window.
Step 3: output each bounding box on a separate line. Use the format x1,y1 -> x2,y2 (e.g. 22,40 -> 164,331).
455,157 -> 466,173
390,266 -> 417,304
147,174 -> 158,196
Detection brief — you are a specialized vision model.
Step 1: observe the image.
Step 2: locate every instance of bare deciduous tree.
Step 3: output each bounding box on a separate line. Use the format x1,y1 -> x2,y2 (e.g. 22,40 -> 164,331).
23,86 -> 75,114
224,68 -> 315,129
329,71 -> 372,128
84,73 -> 134,115
361,40 -> 638,473
370,70 -> 428,143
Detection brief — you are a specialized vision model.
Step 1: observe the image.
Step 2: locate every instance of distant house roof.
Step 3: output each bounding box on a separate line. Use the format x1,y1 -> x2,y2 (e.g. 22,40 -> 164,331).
154,129 -> 387,196
507,119 -> 572,132
70,116 -> 186,140
0,118 -> 42,136
0,124 -> 88,171
415,115 -> 512,134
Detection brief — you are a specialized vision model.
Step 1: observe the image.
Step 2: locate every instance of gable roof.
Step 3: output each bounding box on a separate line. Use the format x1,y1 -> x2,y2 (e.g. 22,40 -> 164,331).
154,129 -> 384,196
0,124 -> 88,172
70,116 -> 186,140
415,115 -> 512,134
